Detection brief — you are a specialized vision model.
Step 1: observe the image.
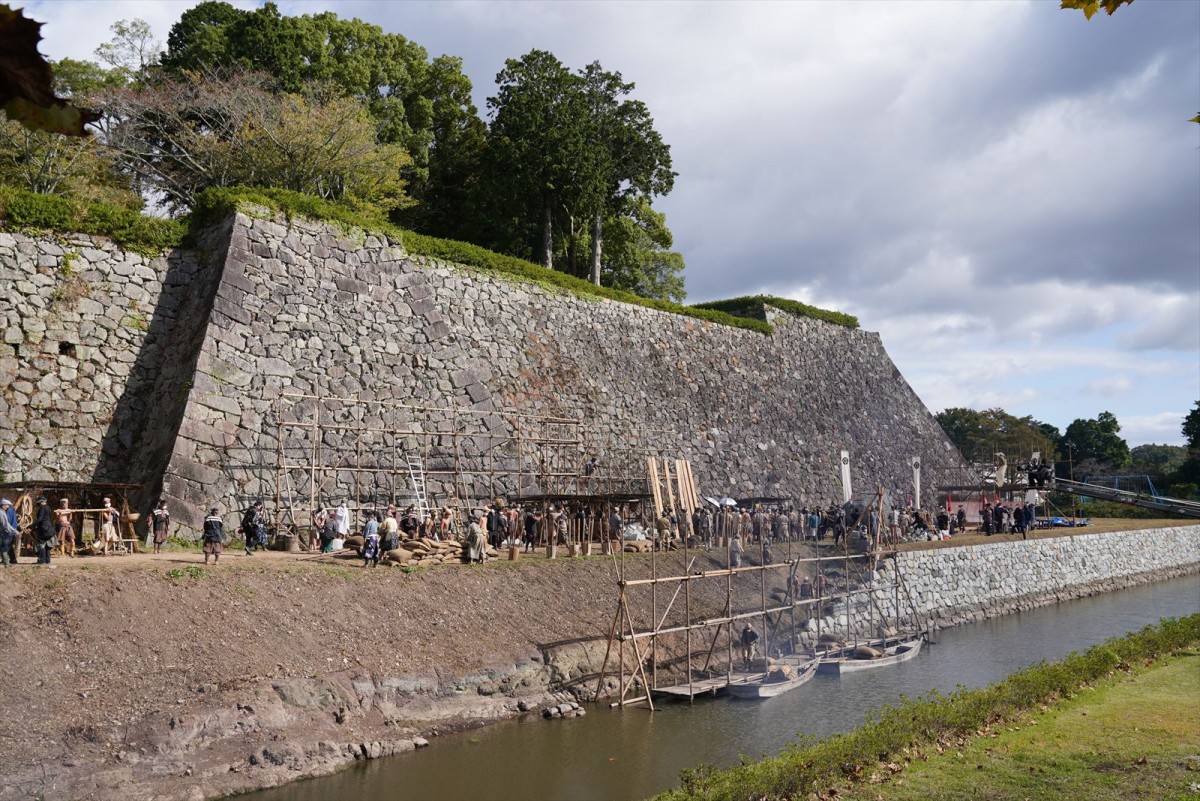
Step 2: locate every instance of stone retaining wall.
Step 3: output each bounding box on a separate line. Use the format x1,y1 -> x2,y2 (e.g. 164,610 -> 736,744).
897,525 -> 1200,625
805,526 -> 1200,641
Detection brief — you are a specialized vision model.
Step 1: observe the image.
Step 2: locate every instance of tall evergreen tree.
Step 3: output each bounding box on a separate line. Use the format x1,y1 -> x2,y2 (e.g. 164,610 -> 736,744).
578,62 -> 675,286
482,50 -> 586,269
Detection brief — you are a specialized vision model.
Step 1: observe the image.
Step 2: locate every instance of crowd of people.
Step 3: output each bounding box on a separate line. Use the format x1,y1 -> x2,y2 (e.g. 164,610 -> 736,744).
230,496 -> 1048,566
0,489 -> 1046,569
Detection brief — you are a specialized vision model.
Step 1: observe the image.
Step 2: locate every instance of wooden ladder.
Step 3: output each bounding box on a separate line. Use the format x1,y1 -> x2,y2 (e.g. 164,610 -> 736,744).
405,453 -> 431,522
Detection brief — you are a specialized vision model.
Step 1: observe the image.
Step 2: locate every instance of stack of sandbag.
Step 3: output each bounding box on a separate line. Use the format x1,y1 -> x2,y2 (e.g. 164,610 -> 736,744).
766,663 -> 796,683
852,645 -> 883,660
622,539 -> 653,553
817,633 -> 847,649
398,537 -> 473,567
381,547 -> 414,566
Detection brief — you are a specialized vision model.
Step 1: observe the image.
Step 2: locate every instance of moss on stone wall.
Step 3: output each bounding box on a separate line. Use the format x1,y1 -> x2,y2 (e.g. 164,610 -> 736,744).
193,187 -> 776,334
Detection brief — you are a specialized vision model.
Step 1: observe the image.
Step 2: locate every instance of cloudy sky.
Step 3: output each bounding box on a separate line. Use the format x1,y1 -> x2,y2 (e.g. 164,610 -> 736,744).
28,0 -> 1200,446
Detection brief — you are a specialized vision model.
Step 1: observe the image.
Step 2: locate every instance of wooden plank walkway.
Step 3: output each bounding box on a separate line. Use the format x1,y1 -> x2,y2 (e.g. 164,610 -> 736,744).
651,672 -> 757,699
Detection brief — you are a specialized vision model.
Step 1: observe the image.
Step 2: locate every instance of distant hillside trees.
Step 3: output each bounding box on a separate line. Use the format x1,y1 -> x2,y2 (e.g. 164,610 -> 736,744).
937,404 -> 1200,500
934,408 -> 1060,467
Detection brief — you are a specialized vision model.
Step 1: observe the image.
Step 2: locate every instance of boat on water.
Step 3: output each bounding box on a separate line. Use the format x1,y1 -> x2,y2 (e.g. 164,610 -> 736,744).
815,633 -> 925,675
727,655 -> 821,699
651,653 -> 823,701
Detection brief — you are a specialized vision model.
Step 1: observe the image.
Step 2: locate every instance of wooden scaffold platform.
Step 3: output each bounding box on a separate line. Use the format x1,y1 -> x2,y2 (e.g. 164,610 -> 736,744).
595,472 -> 931,709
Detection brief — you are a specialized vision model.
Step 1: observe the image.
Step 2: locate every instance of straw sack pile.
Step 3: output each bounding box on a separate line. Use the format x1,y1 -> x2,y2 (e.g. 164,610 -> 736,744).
380,537 -> 500,568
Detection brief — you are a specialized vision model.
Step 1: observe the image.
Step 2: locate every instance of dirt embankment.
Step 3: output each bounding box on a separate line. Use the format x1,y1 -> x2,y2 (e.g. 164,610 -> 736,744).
0,548 -> 780,801
5,523 -> 1190,801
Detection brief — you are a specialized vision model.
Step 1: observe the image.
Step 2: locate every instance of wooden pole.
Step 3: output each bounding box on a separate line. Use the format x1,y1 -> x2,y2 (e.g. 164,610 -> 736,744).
309,392 -> 319,524
594,589 -> 624,702
274,395 -> 283,539
650,496 -> 658,693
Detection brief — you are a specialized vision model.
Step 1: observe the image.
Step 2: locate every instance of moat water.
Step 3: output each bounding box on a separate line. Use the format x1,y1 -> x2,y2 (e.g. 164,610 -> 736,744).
243,573 -> 1200,801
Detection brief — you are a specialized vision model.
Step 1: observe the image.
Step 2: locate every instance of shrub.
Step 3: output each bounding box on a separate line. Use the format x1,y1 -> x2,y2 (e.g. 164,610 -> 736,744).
693,294 -> 859,329
0,188 -> 75,230
0,185 -> 186,254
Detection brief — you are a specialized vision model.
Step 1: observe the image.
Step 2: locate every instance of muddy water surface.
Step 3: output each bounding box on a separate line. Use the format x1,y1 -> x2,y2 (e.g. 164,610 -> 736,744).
243,573 -> 1200,801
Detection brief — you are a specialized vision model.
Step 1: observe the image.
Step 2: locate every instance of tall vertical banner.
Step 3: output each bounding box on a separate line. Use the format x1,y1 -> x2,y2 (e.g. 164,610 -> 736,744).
840,450 -> 852,503
911,456 -> 922,510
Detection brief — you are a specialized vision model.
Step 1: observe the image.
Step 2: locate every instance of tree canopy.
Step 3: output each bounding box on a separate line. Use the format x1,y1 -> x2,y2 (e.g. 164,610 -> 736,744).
1061,411 -> 1132,472
1173,401 -> 1200,491
96,71 -> 412,213
0,56 -> 134,206
159,1 -> 476,212
10,6 -> 692,301
478,50 -> 676,288
600,198 -> 686,302
1182,401 -> 1200,450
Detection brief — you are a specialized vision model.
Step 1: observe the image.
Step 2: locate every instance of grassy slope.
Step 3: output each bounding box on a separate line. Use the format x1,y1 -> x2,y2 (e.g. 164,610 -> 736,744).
656,617 -> 1200,801
844,651 -> 1200,801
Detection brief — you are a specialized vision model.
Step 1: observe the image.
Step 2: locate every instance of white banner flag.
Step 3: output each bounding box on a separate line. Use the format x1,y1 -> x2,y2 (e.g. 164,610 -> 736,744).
911,456 -> 922,509
840,450 -> 852,503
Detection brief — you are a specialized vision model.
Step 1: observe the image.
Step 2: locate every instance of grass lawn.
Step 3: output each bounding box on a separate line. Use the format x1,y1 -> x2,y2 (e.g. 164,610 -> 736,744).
845,651 -> 1200,800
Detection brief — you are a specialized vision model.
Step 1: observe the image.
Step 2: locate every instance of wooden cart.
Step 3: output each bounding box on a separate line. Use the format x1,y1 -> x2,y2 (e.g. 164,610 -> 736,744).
0,481 -> 144,556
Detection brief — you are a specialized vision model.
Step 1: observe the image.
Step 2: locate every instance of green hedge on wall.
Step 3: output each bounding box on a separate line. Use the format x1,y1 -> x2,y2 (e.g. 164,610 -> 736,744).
694,294 -> 859,329
0,186 -> 186,255
3,184 -> 856,335
191,187 -> 773,334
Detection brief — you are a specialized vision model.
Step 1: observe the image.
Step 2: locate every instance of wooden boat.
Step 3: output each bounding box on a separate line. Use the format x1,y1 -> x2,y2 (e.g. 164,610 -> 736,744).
727,655 -> 821,699
816,633 -> 924,675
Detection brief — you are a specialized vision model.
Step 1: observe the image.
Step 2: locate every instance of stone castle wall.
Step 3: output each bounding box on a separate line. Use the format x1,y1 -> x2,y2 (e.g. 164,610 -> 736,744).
0,226 -> 228,502
158,211 -> 968,533
3,210 -> 969,534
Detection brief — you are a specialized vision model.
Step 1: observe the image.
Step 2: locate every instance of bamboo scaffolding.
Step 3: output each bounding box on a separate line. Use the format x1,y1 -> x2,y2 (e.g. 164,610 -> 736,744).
595,484 -> 923,708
